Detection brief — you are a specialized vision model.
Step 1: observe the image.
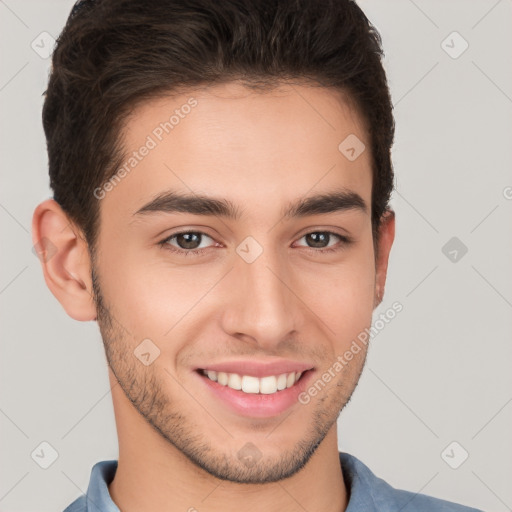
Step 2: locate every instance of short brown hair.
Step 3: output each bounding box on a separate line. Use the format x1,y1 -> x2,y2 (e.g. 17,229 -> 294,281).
43,0 -> 395,251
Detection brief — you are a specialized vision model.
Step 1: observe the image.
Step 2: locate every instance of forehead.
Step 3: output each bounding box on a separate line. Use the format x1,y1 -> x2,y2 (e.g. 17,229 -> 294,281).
105,81 -> 372,219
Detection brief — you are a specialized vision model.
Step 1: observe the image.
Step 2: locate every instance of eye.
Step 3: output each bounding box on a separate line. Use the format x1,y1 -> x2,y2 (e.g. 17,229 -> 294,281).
294,231 -> 351,253
160,231 -> 217,256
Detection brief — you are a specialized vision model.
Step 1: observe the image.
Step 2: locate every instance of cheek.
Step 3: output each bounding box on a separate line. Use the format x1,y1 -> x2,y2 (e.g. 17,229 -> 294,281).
98,240 -> 221,342
296,241 -> 376,347
95,235 -> 166,338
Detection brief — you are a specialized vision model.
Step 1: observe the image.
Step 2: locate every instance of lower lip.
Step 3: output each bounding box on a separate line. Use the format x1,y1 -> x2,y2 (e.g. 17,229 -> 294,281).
195,370 -> 314,418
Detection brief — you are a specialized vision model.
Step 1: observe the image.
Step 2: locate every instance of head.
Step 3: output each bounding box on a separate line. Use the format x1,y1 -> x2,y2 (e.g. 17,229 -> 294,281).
33,0 -> 395,484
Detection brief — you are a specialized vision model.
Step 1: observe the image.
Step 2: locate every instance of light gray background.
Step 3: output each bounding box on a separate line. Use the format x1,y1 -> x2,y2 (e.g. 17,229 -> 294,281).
1,1 -> 511,511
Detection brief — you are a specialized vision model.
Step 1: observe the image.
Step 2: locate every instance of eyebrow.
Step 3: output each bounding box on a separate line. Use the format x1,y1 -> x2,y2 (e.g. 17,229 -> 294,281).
133,188 -> 368,220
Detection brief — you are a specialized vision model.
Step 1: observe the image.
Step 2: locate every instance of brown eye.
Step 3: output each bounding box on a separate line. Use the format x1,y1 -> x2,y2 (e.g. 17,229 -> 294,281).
304,232 -> 333,248
294,231 -> 351,253
161,231 -> 216,255
173,232 -> 203,249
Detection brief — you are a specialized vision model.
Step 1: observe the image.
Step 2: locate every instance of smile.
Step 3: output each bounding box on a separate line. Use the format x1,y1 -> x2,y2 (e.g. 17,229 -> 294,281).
200,369 -> 303,395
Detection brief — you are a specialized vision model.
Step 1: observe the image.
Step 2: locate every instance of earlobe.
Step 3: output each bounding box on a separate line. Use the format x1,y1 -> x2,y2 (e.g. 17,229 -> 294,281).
31,199 -> 97,321
374,209 -> 395,308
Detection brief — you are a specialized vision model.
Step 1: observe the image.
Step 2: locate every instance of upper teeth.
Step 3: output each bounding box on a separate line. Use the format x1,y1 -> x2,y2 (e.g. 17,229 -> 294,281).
203,370 -> 302,394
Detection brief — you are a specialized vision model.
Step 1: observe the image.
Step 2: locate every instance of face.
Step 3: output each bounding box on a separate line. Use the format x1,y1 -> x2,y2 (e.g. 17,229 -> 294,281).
91,81 -> 390,483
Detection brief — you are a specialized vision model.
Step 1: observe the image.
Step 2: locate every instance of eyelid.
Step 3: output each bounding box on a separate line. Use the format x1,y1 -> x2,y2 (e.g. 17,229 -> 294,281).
295,225 -> 352,241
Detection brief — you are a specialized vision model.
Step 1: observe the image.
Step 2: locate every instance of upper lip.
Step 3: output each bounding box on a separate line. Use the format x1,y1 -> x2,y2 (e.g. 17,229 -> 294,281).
197,359 -> 315,378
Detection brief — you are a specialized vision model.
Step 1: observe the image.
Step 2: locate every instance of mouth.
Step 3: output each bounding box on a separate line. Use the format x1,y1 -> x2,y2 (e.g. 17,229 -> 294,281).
194,366 -> 315,418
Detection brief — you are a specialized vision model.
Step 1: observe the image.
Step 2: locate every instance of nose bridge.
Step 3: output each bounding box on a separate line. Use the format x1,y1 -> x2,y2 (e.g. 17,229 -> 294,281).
222,240 -> 298,346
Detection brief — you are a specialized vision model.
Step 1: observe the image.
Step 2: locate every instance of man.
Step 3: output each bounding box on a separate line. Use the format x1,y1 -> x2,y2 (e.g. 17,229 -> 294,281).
32,0 -> 483,510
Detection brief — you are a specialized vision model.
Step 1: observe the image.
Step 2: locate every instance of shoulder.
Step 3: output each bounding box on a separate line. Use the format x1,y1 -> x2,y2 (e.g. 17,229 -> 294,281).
339,452 -> 484,512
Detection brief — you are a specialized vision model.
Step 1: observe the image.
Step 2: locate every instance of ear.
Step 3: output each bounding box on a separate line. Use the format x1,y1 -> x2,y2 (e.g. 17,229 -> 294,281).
31,199 -> 97,321
374,209 -> 395,308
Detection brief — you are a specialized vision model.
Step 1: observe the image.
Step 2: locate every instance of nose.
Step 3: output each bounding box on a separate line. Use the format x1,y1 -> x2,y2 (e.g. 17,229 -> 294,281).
220,243 -> 302,350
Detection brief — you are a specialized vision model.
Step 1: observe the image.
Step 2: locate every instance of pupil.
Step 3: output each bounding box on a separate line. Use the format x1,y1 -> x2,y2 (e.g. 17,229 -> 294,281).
307,232 -> 329,248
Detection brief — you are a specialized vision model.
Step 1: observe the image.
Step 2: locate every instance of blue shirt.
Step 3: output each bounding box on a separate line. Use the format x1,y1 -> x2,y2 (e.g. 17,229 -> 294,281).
63,452 -> 484,511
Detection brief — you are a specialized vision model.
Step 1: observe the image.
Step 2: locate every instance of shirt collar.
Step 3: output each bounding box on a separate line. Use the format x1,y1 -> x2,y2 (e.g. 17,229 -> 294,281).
83,459 -> 119,512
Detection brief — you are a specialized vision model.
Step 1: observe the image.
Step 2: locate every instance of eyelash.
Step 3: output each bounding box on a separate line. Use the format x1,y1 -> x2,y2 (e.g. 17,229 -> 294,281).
158,230 -> 352,257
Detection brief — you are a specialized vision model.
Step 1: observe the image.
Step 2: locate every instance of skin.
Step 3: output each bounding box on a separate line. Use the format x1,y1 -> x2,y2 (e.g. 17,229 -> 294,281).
32,81 -> 395,512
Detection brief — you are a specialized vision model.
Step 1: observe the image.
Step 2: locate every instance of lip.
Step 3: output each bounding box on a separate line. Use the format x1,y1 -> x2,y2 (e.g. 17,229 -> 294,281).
197,359 -> 315,378
194,367 -> 315,419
